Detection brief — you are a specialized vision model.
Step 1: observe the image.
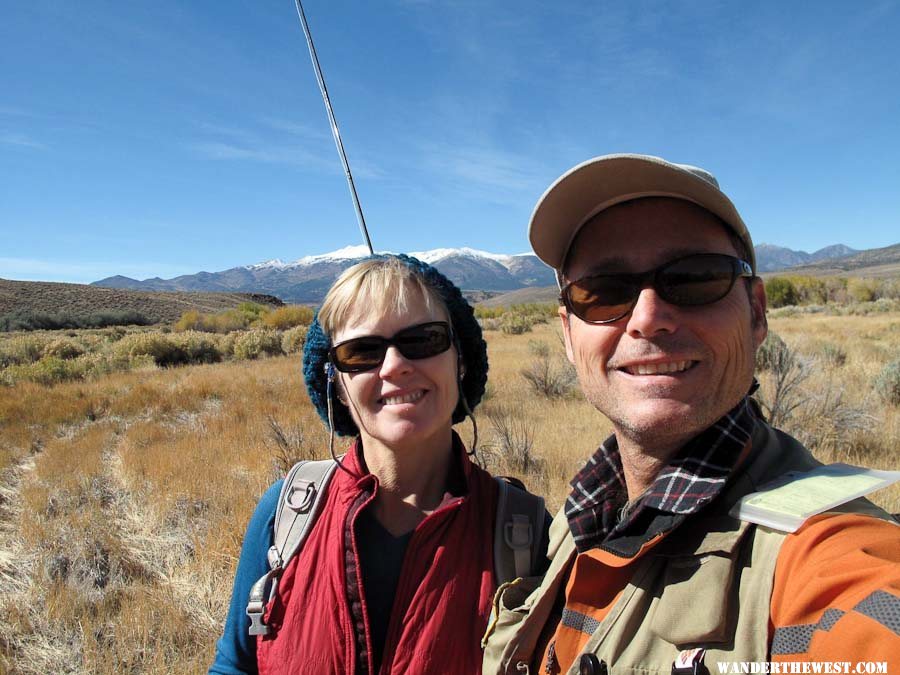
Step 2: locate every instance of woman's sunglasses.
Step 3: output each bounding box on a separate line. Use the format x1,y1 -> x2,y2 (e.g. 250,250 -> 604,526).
561,253 -> 754,324
329,321 -> 454,373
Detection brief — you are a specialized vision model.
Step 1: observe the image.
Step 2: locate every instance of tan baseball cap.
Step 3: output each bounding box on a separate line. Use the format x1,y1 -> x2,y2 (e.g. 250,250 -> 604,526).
528,153 -> 756,274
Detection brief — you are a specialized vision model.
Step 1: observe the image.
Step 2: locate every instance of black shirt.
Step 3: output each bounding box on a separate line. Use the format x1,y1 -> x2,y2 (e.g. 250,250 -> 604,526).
355,508 -> 414,673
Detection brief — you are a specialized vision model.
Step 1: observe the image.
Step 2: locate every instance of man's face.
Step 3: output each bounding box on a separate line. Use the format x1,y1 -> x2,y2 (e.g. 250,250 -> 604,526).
559,197 -> 767,453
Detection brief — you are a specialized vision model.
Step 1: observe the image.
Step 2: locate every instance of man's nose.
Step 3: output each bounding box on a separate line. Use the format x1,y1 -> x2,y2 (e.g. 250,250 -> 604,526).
625,286 -> 678,337
379,345 -> 413,376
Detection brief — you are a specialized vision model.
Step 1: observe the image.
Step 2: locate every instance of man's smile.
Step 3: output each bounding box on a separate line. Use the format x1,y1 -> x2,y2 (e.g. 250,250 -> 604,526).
619,360 -> 697,376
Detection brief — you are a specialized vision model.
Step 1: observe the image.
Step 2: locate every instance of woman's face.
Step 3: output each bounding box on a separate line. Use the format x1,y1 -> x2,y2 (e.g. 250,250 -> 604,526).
331,287 -> 460,453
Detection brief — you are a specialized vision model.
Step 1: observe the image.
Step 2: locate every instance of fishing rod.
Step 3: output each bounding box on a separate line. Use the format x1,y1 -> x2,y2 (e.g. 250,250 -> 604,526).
293,0 -> 374,255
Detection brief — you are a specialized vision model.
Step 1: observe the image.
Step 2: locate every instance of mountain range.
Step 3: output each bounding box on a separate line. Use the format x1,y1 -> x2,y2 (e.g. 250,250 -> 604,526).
754,243 -> 859,272
93,242 -> 894,304
93,246 -> 557,303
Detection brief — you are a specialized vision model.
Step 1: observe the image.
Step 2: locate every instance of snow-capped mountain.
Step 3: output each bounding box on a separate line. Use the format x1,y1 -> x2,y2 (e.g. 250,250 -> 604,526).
92,247 -> 557,303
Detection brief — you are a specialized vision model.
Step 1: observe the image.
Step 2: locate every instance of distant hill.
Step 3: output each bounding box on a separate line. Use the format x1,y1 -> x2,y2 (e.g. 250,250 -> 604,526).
478,286 -> 559,307
771,243 -> 900,277
755,243 -> 859,272
0,279 -> 283,326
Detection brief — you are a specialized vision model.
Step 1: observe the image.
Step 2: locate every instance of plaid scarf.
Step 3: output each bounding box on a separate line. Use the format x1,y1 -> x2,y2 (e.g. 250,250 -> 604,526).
565,396 -> 758,554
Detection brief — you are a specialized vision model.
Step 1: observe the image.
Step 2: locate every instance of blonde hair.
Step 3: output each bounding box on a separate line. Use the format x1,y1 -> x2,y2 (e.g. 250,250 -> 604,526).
318,257 -> 449,337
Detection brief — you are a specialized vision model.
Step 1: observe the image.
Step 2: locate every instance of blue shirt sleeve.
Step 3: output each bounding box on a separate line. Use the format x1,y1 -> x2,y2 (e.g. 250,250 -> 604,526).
209,479 -> 283,675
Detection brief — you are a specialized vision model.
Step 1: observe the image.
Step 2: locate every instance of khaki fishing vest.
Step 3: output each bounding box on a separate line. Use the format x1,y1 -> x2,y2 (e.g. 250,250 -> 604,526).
482,422 -> 890,675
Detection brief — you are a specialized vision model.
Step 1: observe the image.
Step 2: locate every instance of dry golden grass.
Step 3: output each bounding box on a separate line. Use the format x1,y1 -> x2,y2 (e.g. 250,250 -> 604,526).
0,312 -> 897,673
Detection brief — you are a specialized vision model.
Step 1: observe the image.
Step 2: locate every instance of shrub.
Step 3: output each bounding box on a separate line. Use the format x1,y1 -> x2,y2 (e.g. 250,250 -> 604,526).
262,305 -> 314,330
765,277 -> 799,308
112,333 -> 189,367
233,329 -> 283,360
819,343 -> 847,368
174,310 -> 202,332
479,317 -> 502,332
43,337 -> 86,361
1,356 -> 88,386
0,310 -> 151,331
0,334 -> 47,367
510,303 -> 557,319
755,333 -> 788,372
237,302 -> 268,324
790,276 -> 828,305
170,331 -> 224,364
874,360 -> 900,406
500,313 -> 535,335
173,307 -> 255,333
265,416 -> 320,476
486,407 -> 541,474
847,278 -> 878,303
786,376 -> 875,456
281,325 -> 308,354
520,340 -> 576,398
219,331 -> 240,358
474,306 -> 504,320
754,333 -> 811,427
477,303 -> 555,333
214,310 -> 252,333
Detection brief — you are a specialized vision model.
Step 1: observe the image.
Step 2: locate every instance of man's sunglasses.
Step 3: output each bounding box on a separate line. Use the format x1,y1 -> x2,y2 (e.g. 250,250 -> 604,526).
329,321 -> 454,373
560,253 -> 754,324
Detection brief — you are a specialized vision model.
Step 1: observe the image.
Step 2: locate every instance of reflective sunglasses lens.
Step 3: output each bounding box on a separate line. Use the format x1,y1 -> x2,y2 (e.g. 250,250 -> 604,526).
331,322 -> 452,372
567,276 -> 638,323
394,323 -> 452,359
659,255 -> 736,306
332,337 -> 387,372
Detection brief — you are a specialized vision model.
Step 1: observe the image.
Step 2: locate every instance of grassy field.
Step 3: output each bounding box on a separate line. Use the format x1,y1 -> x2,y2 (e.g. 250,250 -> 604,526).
0,311 -> 898,673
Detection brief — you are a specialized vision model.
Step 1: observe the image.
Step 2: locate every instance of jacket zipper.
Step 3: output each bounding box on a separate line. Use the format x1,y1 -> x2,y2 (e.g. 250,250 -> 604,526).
348,489 -> 377,675
378,495 -> 467,672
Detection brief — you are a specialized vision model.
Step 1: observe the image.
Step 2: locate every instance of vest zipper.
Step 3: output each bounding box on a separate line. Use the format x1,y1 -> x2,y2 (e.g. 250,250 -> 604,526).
378,495 -> 467,672
348,490 -> 377,675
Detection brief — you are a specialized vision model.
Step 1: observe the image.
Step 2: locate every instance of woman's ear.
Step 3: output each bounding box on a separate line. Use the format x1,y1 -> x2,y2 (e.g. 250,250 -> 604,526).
333,372 -> 349,406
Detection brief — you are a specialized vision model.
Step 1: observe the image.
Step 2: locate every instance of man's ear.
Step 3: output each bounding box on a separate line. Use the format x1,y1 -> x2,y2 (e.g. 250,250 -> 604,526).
558,306 -> 576,364
749,277 -> 768,349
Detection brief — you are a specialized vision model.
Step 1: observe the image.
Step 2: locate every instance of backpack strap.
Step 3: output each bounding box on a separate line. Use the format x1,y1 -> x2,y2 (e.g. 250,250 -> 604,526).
246,458 -> 339,636
493,476 -> 547,584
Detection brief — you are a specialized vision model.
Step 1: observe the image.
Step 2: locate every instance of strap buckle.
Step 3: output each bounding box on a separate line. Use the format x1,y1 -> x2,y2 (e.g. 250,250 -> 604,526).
504,515 -> 533,550
286,479 -> 317,513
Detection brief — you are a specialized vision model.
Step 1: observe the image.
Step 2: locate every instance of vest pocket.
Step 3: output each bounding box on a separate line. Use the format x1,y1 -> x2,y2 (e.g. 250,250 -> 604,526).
649,552 -> 737,644
497,574 -> 544,612
482,575 -> 544,657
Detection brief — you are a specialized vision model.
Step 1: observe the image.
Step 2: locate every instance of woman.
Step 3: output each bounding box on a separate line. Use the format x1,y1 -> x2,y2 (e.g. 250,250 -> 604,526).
210,254 -> 544,675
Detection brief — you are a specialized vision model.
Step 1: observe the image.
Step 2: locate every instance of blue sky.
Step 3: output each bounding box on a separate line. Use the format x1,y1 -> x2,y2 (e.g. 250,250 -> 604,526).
2,1 -> 899,283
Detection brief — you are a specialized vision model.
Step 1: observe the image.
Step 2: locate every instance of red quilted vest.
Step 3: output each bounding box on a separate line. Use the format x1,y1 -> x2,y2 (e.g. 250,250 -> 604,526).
257,439 -> 498,674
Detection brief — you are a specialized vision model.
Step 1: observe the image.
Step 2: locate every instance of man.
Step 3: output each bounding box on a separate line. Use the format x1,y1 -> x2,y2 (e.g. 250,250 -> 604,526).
482,154 -> 899,674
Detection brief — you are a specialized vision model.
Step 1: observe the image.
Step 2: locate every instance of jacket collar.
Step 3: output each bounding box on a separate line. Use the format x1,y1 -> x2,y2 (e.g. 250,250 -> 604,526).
565,397 -> 758,556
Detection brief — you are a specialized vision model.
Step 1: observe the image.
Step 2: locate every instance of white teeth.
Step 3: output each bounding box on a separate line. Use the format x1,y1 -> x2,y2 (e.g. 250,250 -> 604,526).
628,361 -> 692,375
382,391 -> 425,405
